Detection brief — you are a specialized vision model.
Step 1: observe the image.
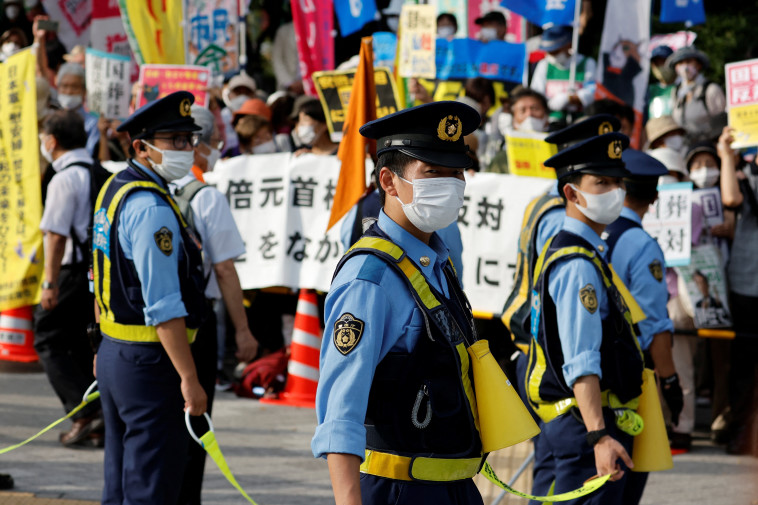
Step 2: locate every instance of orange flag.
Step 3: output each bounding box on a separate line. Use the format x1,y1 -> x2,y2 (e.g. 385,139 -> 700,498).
327,37 -> 377,231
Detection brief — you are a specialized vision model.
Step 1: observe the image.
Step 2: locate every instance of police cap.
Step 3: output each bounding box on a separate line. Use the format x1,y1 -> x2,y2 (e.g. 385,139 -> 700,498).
544,114 -> 621,151
117,91 -> 201,140
622,148 -> 668,179
360,101 -> 480,169
544,132 -> 630,179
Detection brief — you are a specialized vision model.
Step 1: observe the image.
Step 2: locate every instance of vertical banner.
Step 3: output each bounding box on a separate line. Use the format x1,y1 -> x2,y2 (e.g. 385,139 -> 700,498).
725,58 -> 758,149
41,0 -> 91,51
85,49 -> 132,119
136,64 -> 211,108
186,0 -> 240,74
118,0 -> 186,65
398,4 -> 436,79
642,182 -> 692,267
0,50 -> 42,309
595,0 -> 650,149
504,130 -> 557,178
291,0 -> 335,96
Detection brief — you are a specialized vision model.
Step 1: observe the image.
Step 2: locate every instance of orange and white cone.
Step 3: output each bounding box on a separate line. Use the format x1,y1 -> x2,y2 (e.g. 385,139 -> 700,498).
0,306 -> 38,363
260,289 -> 321,408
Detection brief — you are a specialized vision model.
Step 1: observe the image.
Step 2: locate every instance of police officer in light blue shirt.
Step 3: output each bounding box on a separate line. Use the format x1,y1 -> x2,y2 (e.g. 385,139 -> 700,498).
313,101 -> 486,505
93,91 -> 208,505
604,149 -> 683,437
525,133 -> 647,504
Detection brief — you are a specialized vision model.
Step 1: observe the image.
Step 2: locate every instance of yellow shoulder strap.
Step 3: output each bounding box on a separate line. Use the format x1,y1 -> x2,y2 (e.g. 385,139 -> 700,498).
608,264 -> 646,324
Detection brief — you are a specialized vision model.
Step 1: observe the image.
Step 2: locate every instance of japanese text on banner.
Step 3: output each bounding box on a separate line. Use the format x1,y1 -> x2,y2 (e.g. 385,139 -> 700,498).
0,49 -> 43,309
642,182 -> 693,267
137,64 -> 211,108
85,49 -> 132,119
725,58 -> 758,148
398,4 -> 437,79
504,130 -> 557,179
186,0 -> 240,74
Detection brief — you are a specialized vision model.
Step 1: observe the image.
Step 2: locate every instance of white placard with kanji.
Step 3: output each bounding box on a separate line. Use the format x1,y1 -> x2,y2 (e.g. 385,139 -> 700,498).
642,182 -> 693,267
84,48 -> 131,119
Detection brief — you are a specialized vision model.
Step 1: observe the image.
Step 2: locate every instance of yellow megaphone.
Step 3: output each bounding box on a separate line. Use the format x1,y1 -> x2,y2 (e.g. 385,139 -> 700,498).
467,339 -> 541,452
632,368 -> 673,472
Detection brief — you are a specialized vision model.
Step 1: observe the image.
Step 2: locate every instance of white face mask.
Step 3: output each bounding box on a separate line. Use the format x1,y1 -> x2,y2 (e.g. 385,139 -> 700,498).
57,93 -> 83,110
1,42 -> 19,57
664,134 -> 684,153
297,124 -> 317,145
437,26 -> 455,39
515,115 -> 547,132
228,94 -> 249,112
479,27 -> 497,42
141,140 -> 194,181
569,184 -> 626,225
690,166 -> 719,188
5,5 -> 20,19
658,175 -> 679,186
547,51 -> 571,68
39,135 -> 53,163
203,147 -> 221,171
395,176 -> 466,233
252,139 -> 277,154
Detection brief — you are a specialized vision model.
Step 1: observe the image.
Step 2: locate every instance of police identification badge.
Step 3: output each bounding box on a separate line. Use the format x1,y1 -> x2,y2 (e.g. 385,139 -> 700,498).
437,115 -> 463,142
154,227 -> 173,256
649,259 -> 663,282
333,313 -> 364,355
579,284 -> 598,314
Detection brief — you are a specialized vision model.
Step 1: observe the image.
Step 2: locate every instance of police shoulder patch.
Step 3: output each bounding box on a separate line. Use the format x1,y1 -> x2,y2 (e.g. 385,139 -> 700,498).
648,259 -> 663,282
154,226 -> 173,256
579,284 -> 598,314
333,313 -> 365,355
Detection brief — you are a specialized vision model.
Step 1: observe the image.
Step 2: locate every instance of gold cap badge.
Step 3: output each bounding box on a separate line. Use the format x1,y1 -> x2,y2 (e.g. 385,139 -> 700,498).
598,121 -> 613,135
608,140 -> 622,160
437,115 -> 462,142
180,98 -> 191,117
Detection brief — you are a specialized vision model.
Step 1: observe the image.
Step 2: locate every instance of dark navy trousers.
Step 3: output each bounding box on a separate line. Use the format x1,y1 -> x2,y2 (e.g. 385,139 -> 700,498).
97,336 -> 189,505
359,474 -> 483,505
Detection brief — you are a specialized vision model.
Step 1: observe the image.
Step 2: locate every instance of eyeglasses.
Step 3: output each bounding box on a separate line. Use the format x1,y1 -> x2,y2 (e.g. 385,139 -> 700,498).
151,134 -> 200,150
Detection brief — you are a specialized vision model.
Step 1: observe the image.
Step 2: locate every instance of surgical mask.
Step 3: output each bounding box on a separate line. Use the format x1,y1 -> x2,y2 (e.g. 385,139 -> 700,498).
658,175 -> 679,186
437,26 -> 455,39
203,147 -> 221,171
676,63 -> 698,82
228,94 -> 249,112
1,42 -> 19,57
39,136 -> 53,163
497,112 -> 513,136
480,27 -> 497,42
547,51 -> 571,68
141,140 -> 194,181
516,115 -> 547,132
396,176 -> 466,233
569,184 -> 626,225
252,139 -> 277,154
690,167 -> 719,188
297,124 -> 317,145
57,93 -> 83,110
664,134 -> 684,153
5,5 -> 20,19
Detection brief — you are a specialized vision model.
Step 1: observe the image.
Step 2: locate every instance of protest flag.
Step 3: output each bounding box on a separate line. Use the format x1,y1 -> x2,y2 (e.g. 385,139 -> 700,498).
327,37 -> 377,231
499,0 -> 575,28
660,0 -> 706,27
118,0 -> 185,64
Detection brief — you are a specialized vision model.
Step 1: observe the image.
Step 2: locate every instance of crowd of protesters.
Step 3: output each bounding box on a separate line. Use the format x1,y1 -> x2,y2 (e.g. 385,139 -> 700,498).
1,2 -> 756,497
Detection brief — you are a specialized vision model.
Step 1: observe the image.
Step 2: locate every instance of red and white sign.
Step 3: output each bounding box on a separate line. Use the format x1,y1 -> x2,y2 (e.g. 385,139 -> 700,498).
292,0 -> 335,96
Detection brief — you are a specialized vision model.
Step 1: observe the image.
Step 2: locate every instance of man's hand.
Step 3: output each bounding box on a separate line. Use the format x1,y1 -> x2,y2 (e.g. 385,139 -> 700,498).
593,435 -> 633,481
661,373 -> 684,426
40,286 -> 59,311
235,327 -> 259,363
181,377 -> 207,416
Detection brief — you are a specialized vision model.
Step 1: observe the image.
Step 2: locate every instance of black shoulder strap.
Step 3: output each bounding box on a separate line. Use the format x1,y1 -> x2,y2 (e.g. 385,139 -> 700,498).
172,179 -> 207,235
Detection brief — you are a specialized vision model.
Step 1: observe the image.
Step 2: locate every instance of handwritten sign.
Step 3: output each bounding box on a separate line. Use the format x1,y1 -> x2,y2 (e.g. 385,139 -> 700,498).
642,182 -> 693,267
85,49 -> 132,119
397,4 -> 437,79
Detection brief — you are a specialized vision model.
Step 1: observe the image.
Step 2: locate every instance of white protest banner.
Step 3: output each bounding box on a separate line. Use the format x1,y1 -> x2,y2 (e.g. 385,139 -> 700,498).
642,182 -> 692,267
676,244 -> 732,329
85,49 -> 132,119
207,153 -> 348,292
459,173 -> 555,316
398,4 -> 437,79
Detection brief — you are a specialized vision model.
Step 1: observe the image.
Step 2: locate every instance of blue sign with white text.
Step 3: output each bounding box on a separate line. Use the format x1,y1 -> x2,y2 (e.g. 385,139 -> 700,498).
660,0 -> 706,26
334,0 -> 378,37
500,0 -> 575,28
436,38 -> 526,83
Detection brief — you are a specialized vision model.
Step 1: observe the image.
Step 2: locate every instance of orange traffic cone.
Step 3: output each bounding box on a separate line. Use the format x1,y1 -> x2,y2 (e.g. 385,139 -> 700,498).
0,306 -> 38,363
260,289 -> 322,408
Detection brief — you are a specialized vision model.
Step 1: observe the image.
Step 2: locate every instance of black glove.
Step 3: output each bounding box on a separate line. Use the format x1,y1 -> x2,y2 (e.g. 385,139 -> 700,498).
661,373 -> 684,426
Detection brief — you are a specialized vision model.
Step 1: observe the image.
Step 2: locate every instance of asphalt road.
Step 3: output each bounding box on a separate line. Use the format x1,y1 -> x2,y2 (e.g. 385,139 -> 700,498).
1,360 -> 756,505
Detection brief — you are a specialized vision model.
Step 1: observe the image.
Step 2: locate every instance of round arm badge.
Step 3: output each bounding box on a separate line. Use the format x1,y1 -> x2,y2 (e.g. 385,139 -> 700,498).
579,284 -> 598,314
333,313 -> 365,355
154,226 -> 174,256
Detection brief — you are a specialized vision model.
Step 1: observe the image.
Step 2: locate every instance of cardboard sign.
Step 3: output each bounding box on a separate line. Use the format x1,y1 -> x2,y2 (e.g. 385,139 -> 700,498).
312,68 -> 400,142
136,64 -> 211,108
397,4 -> 437,79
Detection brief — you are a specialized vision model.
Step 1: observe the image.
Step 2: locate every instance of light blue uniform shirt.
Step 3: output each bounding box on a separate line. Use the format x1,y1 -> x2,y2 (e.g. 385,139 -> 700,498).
116,161 -> 188,326
535,182 -> 565,254
313,210 -> 453,460
608,206 -> 673,350
547,216 -> 609,388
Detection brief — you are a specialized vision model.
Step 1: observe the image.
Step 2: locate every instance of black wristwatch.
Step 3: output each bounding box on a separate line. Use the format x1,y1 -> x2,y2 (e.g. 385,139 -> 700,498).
586,428 -> 608,447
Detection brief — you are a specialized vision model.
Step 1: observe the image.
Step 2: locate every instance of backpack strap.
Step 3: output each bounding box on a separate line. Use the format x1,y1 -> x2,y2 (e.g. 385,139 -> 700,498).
173,179 -> 207,236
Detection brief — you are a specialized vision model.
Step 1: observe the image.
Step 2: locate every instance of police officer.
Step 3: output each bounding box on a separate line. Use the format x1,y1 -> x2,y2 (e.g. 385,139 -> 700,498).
526,133 -> 646,504
92,91 -> 207,505
312,101 -> 485,505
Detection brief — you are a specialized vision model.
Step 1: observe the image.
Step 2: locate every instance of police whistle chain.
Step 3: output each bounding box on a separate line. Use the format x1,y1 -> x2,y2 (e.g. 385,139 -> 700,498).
0,382 -> 100,455
185,411 -> 260,505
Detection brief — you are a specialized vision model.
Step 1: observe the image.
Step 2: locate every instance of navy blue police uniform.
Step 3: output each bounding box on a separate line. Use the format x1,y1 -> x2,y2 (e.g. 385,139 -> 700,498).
525,133 -> 647,504
312,102 -> 487,504
92,92 -> 207,504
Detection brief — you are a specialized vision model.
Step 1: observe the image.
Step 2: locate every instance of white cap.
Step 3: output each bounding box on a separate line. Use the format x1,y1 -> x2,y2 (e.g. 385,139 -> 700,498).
648,147 -> 689,179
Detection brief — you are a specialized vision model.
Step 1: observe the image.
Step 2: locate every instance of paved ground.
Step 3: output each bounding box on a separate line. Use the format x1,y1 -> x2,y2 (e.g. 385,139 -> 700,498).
1,360 -> 757,505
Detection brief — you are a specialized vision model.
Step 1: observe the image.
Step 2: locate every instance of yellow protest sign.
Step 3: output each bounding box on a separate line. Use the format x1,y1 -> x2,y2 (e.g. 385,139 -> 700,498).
505,130 -> 557,179
726,59 -> 758,148
119,0 -> 185,64
0,49 -> 43,309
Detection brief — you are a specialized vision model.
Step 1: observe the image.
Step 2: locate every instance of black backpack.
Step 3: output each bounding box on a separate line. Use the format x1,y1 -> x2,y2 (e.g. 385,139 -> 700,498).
64,160 -> 113,267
